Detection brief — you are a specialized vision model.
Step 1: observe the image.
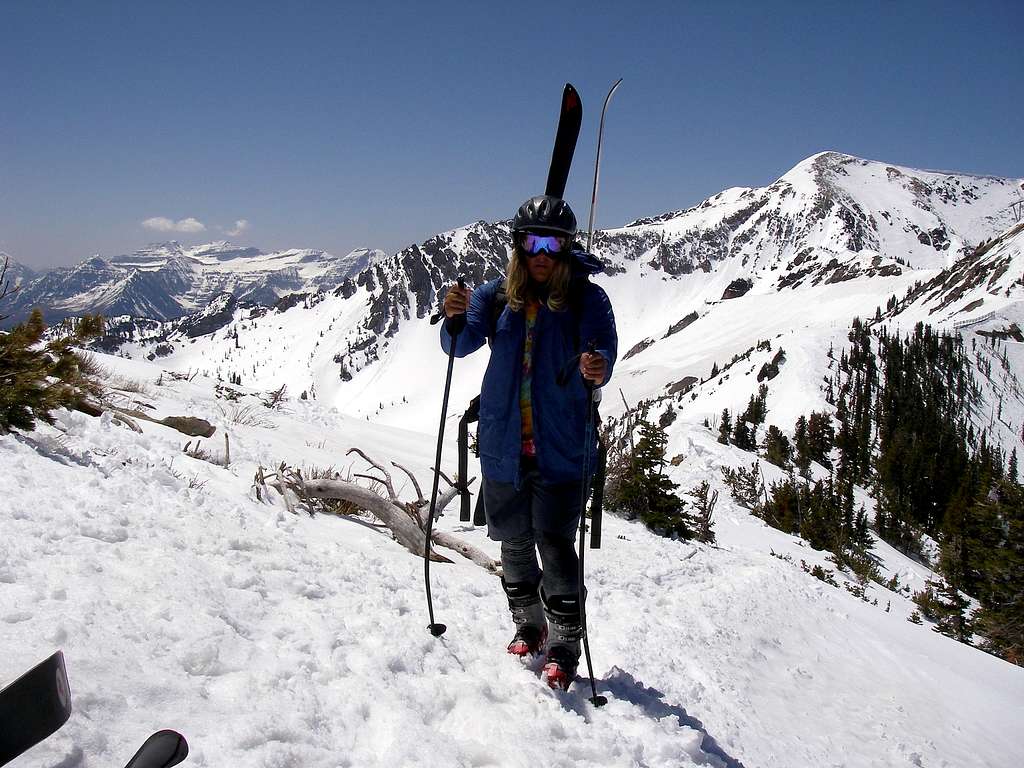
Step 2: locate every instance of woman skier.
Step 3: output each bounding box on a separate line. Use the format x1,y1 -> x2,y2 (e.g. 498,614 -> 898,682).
440,194 -> 617,689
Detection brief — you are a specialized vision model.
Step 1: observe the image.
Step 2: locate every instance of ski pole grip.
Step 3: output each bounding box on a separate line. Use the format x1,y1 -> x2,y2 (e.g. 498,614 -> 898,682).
583,340 -> 598,391
435,278 -> 468,334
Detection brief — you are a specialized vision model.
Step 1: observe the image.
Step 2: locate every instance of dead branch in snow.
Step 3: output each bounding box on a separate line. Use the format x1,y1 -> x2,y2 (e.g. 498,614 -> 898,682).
254,450 -> 494,572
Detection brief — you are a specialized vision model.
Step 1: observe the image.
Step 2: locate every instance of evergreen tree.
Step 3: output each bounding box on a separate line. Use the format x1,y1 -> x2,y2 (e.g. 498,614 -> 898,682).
0,310 -> 104,433
606,417 -> 693,539
794,415 -> 811,477
806,411 -> 835,468
763,425 -> 792,469
717,408 -> 731,445
732,417 -> 755,451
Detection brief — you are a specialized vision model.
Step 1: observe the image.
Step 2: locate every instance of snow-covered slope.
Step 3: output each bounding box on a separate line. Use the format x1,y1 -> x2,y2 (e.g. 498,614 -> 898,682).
1,242 -> 386,328
895,220 -> 1024,324
3,353 -> 1022,768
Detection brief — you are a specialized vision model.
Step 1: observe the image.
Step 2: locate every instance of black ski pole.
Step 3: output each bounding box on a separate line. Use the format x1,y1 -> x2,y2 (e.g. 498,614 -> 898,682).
423,279 -> 466,636
576,342 -> 608,707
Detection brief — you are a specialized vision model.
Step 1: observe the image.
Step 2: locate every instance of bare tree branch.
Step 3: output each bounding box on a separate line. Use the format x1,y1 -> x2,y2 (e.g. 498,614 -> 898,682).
431,529 -> 498,573
347,447 -> 397,502
391,461 -> 425,504
260,458 -> 495,572
298,475 -> 450,562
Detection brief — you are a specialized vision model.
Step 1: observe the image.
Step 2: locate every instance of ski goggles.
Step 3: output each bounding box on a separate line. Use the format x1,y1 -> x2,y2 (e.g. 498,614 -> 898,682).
519,232 -> 569,257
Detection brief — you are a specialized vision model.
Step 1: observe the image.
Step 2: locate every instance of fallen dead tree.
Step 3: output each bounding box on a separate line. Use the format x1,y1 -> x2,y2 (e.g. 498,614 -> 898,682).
253,448 -> 497,573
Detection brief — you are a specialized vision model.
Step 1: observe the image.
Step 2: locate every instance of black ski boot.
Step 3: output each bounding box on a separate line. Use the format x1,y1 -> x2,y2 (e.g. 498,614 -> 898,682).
502,577 -> 548,658
541,591 -> 583,690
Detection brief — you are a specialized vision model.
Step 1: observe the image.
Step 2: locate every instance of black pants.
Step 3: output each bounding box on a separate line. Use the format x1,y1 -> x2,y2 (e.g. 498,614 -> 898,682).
482,463 -> 583,596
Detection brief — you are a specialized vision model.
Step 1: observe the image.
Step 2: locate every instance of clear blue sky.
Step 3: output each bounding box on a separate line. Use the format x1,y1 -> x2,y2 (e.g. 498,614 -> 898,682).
2,0 -> 1021,269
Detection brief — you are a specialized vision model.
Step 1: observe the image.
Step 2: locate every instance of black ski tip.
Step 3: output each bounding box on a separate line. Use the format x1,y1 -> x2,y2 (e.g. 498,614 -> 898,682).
590,694 -> 609,707
563,83 -> 580,110
545,82 -> 584,200
123,729 -> 188,768
0,650 -> 73,768
428,623 -> 447,637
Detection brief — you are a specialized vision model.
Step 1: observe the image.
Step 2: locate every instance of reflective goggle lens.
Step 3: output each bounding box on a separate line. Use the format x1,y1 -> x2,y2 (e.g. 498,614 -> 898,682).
520,233 -> 568,255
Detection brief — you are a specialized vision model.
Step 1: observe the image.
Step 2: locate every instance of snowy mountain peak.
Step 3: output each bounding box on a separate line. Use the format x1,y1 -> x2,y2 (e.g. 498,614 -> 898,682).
0,252 -> 37,288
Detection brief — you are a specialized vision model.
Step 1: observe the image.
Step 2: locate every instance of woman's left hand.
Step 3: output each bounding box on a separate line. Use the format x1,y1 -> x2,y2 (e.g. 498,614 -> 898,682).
580,352 -> 606,384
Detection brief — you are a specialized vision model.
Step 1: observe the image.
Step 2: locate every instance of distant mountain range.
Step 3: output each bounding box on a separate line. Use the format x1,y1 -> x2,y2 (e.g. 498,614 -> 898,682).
0,241 -> 387,328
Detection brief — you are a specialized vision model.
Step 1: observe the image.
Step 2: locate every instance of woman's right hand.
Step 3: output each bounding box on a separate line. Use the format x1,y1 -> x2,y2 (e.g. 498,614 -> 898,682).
444,284 -> 472,318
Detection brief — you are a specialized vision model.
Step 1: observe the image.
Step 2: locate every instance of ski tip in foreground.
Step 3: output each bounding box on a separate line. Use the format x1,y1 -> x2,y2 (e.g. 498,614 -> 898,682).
0,650 -> 73,768
428,623 -> 447,637
123,729 -> 188,768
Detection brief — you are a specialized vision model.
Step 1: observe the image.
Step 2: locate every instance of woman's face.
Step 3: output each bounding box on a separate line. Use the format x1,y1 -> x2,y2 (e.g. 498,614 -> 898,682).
524,251 -> 555,284
519,231 -> 568,284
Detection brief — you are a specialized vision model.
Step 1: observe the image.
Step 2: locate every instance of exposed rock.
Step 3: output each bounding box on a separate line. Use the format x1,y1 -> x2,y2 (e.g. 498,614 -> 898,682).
659,407 -> 678,428
666,376 -> 699,396
159,416 -> 216,438
274,292 -> 310,313
664,311 -> 698,338
623,338 -> 655,360
722,279 -> 752,300
758,349 -> 787,382
179,293 -> 236,338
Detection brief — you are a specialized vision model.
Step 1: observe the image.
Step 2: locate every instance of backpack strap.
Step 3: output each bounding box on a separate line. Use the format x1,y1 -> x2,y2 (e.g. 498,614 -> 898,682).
457,395 -> 481,522
590,424 -> 606,549
488,283 -> 507,342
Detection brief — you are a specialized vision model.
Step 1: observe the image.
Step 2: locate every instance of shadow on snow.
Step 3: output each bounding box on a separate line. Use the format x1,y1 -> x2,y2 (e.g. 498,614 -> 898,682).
599,667 -> 747,768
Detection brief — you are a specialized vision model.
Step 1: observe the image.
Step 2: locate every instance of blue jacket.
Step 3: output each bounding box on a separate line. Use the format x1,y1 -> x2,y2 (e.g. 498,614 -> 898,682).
440,250 -> 617,487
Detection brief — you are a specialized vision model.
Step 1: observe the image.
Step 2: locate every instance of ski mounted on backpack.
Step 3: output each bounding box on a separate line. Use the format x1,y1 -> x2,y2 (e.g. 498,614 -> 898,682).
545,83 -> 583,199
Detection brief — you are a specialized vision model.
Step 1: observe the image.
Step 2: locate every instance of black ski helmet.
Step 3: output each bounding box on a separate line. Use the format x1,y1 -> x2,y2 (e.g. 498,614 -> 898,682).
512,195 -> 577,238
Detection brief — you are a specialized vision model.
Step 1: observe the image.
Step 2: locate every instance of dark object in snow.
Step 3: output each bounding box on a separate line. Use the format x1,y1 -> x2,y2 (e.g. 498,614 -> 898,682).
179,293 -> 236,338
721,278 -> 752,300
123,730 -> 189,768
159,416 -> 216,438
757,349 -> 787,382
667,376 -> 699,396
664,311 -> 699,338
0,650 -> 72,767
